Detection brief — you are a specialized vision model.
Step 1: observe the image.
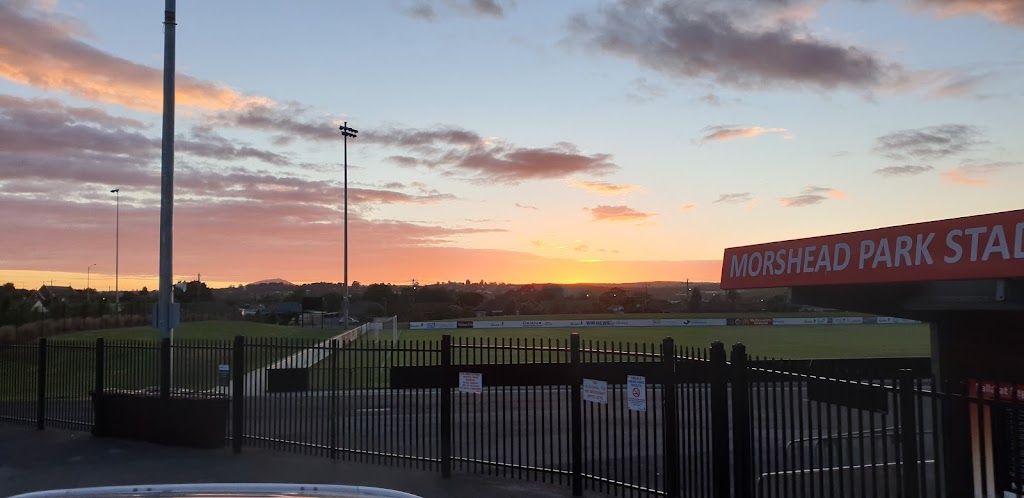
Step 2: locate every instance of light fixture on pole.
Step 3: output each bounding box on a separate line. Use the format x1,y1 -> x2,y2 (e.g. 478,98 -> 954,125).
339,122 -> 358,329
87,263 -> 97,302
111,188 -> 120,324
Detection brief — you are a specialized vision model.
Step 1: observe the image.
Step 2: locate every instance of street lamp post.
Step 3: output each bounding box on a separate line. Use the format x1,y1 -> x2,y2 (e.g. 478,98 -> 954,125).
339,122 -> 358,329
87,263 -> 97,302
111,188 -> 120,325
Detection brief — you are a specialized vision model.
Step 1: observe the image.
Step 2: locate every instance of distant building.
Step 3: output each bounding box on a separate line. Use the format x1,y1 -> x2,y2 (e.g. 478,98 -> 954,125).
32,284 -> 78,313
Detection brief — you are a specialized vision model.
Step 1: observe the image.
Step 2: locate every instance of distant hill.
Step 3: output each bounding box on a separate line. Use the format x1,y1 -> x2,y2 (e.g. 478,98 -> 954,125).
248,278 -> 294,286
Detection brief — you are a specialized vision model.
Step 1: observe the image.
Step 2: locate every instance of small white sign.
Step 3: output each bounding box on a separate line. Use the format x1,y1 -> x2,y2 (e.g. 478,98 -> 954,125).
217,364 -> 230,387
582,378 -> 608,404
458,372 -> 483,394
626,375 -> 647,412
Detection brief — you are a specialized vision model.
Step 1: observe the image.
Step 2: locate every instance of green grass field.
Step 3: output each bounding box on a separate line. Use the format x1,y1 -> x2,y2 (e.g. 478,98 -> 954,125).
32,318 -> 931,360
1,317 -> 930,399
396,324 -> 929,359
43,320 -> 343,342
0,322 -> 345,400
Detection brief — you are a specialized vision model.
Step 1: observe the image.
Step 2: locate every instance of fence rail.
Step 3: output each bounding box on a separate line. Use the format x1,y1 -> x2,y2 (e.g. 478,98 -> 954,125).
1,334 -> 1013,498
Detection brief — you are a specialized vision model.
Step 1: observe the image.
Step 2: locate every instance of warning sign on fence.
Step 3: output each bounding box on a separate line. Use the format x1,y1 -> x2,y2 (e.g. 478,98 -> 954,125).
626,375 -> 647,412
582,378 -> 608,404
458,372 -> 483,394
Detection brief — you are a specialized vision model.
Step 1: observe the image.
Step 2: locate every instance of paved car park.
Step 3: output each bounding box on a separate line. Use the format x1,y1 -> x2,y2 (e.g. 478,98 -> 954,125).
0,424 -> 572,498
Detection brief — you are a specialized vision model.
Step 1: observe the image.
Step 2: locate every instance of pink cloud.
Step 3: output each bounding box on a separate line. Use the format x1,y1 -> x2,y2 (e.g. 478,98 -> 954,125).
942,162 -> 1019,186
0,1 -> 266,112
699,125 -> 788,143
584,205 -> 656,223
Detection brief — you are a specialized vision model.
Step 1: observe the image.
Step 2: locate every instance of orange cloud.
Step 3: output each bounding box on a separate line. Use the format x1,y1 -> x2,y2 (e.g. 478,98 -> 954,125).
678,204 -> 697,211
909,0 -> 1024,26
584,205 -> 656,223
0,1 -> 266,112
942,162 -> 1019,186
699,125 -> 788,143
570,180 -> 640,194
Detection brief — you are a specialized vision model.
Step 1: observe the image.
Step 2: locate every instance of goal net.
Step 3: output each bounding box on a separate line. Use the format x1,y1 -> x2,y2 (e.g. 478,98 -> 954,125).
368,315 -> 399,343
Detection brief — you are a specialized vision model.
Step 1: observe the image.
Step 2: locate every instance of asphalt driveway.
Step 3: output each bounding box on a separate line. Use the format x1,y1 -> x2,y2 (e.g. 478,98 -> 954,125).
0,424 -> 575,498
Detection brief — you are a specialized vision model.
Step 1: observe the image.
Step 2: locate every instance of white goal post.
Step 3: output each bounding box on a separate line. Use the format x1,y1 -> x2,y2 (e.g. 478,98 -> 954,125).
369,315 -> 399,343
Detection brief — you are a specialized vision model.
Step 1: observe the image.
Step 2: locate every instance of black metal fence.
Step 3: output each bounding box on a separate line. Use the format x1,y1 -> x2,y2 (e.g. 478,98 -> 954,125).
2,334 -> 1017,498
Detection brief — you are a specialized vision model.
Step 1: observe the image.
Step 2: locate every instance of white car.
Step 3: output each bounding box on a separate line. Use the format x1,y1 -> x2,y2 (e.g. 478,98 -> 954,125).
10,483 -> 421,498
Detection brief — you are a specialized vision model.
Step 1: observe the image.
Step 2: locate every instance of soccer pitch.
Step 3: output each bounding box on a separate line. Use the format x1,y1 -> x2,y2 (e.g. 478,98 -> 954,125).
394,324 -> 930,359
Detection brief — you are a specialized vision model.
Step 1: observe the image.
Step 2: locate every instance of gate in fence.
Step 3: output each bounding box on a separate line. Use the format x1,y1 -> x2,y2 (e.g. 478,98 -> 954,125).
2,333 -> 1017,498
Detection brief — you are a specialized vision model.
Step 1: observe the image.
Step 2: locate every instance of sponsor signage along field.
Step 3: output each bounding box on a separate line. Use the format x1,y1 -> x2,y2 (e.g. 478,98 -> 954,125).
409,316 -> 916,330
409,321 -> 458,330
721,209 -> 1024,289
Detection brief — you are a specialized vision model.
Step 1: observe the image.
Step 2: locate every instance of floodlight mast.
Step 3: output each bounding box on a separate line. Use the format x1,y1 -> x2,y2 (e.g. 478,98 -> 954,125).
111,189 -> 119,325
339,122 -> 358,329
158,0 -> 176,401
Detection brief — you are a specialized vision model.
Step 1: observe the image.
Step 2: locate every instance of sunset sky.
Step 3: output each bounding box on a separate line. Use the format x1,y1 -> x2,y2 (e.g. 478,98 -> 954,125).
1,0 -> 1022,291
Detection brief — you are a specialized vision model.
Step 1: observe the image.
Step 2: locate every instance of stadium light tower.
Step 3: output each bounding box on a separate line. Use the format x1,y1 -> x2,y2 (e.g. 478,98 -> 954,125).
111,188 -> 120,325
87,263 -> 97,302
339,122 -> 358,328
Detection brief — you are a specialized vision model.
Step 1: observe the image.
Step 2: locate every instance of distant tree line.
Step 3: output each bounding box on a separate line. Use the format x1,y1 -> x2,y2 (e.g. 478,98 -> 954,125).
1,279 -> 800,334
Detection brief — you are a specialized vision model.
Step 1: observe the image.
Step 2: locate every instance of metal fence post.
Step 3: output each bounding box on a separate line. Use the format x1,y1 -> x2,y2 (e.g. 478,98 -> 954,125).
730,344 -> 753,498
94,338 -> 105,432
709,341 -> 730,498
898,369 -> 920,498
440,335 -> 452,478
95,338 -> 105,396
941,379 -> 972,497
329,338 -> 339,460
36,337 -> 46,430
160,337 -> 171,399
570,332 -> 583,497
662,337 -> 681,498
232,335 -> 245,454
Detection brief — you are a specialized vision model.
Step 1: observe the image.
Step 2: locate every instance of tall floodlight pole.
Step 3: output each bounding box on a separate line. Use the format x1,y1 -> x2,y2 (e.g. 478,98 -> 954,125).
111,189 -> 120,325
339,122 -> 358,329
158,0 -> 176,400
87,263 -> 97,302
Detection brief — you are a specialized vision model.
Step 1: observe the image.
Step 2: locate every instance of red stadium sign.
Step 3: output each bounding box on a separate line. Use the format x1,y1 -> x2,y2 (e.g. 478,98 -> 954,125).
721,209 -> 1024,289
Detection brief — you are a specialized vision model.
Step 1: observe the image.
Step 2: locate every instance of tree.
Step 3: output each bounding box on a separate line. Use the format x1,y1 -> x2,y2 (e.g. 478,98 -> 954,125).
363,302 -> 386,319
456,291 -> 485,309
415,285 -> 454,304
539,285 -> 565,301
726,289 -> 741,311
363,284 -> 396,305
687,288 -> 703,312
322,292 -> 342,313
599,287 -> 627,309
173,281 -> 212,304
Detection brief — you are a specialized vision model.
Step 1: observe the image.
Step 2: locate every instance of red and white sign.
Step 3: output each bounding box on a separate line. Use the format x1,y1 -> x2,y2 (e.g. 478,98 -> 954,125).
721,209 -> 1024,289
